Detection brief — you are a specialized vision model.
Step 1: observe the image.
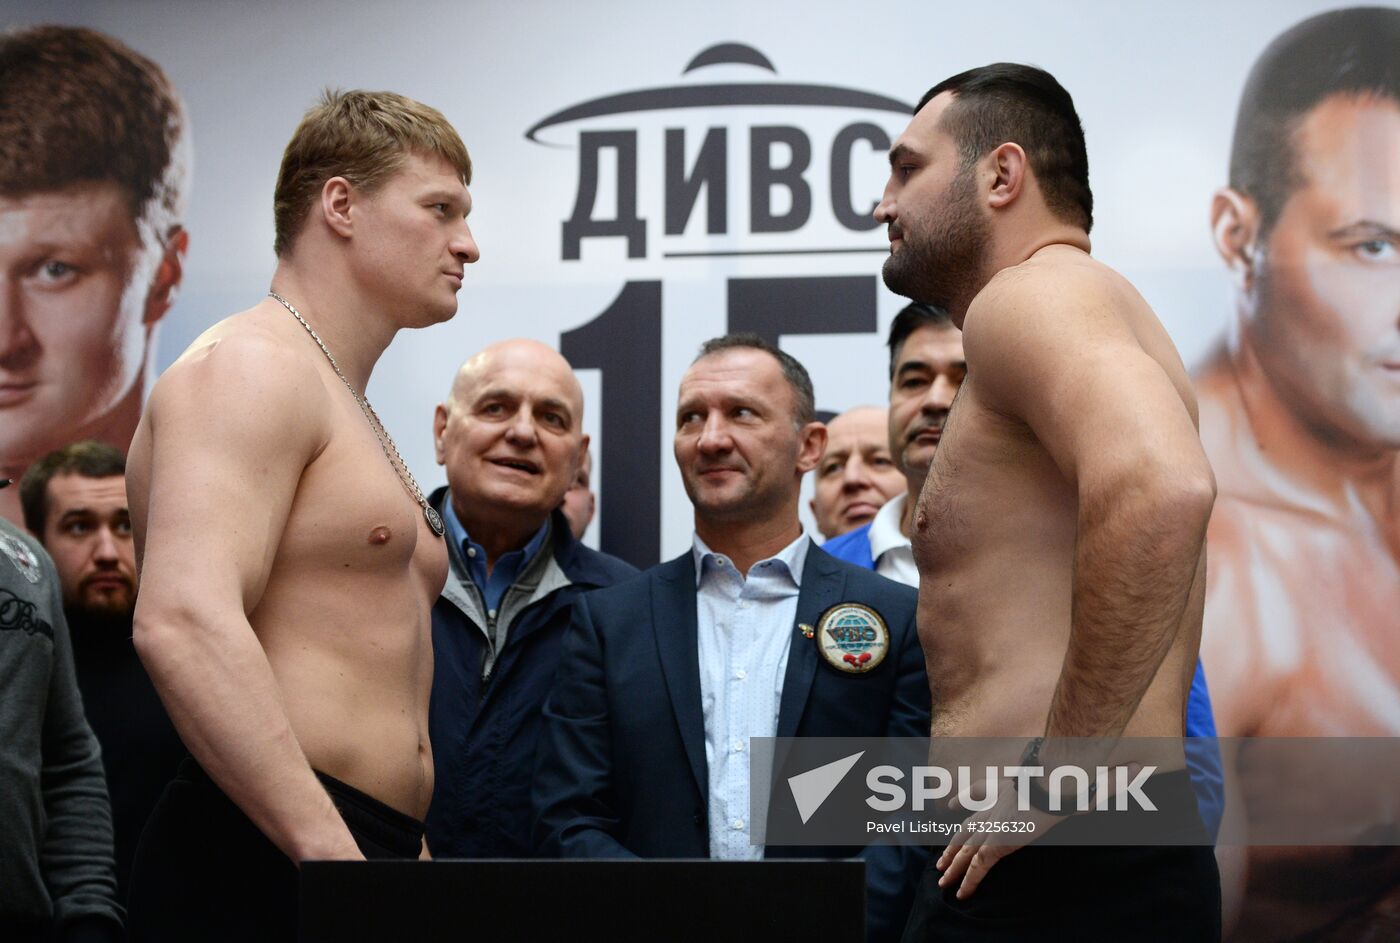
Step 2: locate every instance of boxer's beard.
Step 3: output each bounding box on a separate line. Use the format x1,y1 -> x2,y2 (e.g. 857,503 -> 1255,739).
882,164 -> 988,314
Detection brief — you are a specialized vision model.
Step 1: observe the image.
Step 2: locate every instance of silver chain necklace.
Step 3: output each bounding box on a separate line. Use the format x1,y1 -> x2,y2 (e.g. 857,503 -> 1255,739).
268,290 -> 445,538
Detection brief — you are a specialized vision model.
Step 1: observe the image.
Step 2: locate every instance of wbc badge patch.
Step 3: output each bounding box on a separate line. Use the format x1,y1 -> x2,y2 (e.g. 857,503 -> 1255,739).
815,603 -> 889,674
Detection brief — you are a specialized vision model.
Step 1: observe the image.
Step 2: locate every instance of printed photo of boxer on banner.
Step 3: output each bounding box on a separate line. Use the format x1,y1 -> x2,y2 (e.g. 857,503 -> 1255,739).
0,26 -> 190,527
1198,8 -> 1400,940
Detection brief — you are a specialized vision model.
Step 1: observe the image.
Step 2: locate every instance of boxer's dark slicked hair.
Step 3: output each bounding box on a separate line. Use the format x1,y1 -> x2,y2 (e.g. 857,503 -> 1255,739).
887,303 -> 955,381
919,63 -> 1092,233
695,334 -> 816,426
1230,7 -> 1400,237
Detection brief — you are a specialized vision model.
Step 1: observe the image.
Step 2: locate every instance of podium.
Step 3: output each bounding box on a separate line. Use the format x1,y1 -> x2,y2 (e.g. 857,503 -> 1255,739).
300,859 -> 864,942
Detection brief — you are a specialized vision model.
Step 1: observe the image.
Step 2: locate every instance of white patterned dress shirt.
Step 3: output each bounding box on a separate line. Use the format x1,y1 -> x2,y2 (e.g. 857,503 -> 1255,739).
693,531 -> 809,860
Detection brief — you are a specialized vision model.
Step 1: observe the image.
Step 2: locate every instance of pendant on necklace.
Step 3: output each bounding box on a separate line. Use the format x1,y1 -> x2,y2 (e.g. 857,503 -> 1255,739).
425,505 -> 446,537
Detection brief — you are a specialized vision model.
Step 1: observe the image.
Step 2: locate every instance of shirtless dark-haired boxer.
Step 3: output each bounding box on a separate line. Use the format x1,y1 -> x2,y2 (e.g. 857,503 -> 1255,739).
876,64 -> 1220,940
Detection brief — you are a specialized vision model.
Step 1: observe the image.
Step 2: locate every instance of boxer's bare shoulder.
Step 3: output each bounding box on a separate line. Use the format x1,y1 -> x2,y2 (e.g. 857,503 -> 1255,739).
160,307 -> 330,407
129,309 -> 332,573
966,250 -> 1198,436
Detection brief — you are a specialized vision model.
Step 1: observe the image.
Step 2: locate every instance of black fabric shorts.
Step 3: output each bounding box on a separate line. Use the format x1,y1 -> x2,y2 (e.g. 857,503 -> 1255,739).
126,756 -> 422,943
900,768 -> 1222,942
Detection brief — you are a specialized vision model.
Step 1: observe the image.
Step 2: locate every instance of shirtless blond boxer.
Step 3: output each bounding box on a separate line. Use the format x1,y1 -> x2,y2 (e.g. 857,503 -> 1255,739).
1195,9 -> 1400,939
876,65 -> 1220,941
125,90 -> 477,941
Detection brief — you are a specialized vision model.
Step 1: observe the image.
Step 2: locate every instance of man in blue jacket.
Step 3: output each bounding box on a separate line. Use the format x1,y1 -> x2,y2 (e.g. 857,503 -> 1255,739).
426,339 -> 636,858
535,335 -> 930,942
824,302 -> 1223,837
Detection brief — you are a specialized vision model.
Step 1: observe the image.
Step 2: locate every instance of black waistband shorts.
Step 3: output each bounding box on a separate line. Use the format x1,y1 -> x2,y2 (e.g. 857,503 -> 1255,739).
126,756 -> 423,943
899,768 -> 1222,942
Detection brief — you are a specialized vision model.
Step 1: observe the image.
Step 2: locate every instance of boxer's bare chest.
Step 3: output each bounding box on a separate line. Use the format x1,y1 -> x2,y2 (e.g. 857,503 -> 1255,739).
274,394 -> 447,592
913,379 -> 1073,579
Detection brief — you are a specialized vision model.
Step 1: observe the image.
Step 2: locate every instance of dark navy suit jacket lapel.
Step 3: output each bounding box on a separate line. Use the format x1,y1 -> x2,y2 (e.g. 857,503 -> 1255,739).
651,554 -> 708,801
776,544 -> 846,739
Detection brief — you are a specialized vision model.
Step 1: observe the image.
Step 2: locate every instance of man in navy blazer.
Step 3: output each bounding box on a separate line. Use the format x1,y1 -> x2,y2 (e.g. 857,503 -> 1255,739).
534,335 -> 930,942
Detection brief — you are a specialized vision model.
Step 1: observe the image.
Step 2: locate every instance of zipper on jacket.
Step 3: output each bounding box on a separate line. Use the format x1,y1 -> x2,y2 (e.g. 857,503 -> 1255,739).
480,608 -> 498,694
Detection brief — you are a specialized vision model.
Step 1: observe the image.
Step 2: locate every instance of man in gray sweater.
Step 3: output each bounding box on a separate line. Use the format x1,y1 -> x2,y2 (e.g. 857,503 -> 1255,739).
0,509 -> 123,942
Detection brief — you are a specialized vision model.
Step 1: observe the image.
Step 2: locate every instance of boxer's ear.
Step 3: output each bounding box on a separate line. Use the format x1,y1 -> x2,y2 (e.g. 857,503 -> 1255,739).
321,176 -> 355,239
1211,188 -> 1261,291
986,142 -> 1028,211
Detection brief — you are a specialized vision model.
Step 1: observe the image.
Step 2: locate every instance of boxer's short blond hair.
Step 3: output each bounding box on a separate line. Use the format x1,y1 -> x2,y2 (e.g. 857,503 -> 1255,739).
273,89 -> 471,257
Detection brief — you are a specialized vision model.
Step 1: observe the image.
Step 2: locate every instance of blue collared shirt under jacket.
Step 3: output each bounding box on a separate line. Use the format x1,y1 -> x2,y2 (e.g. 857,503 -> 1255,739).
824,522 -> 1226,840
442,498 -> 550,613
426,488 -> 638,858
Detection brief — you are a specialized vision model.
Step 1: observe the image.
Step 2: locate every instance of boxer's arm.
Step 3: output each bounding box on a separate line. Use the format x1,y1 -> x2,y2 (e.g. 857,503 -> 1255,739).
132,333 -> 361,864
969,271 -> 1216,742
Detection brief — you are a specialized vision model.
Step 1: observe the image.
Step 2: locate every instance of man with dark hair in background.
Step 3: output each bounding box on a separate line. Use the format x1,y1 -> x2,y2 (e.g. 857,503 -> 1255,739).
19,442 -> 183,903
0,493 -> 122,942
0,26 -> 189,526
876,64 -> 1219,939
535,334 -> 929,941
809,405 -> 906,541
824,304 -> 963,580
125,89 -> 477,941
1195,8 -> 1400,939
426,340 -> 635,859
